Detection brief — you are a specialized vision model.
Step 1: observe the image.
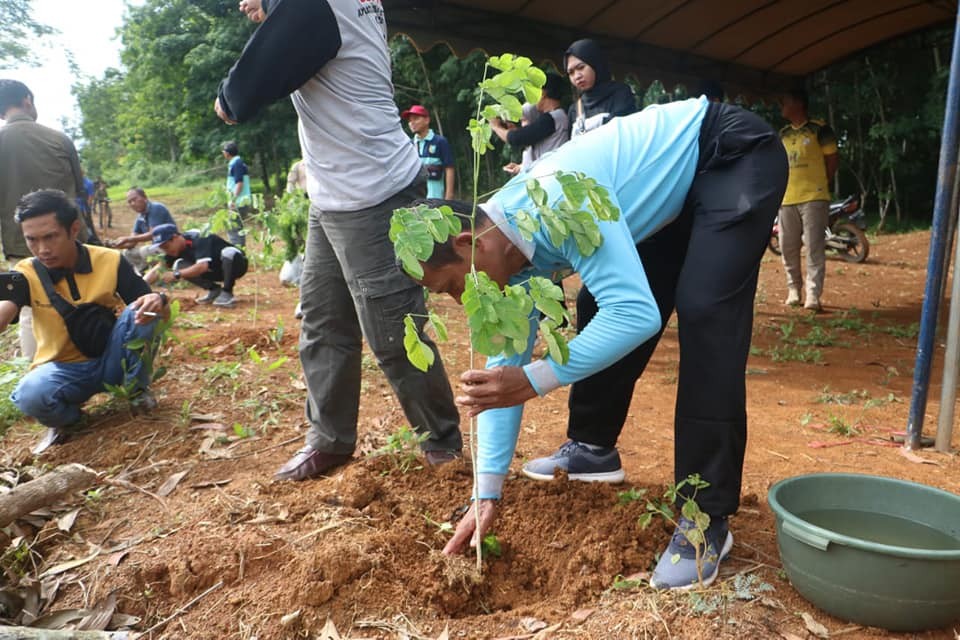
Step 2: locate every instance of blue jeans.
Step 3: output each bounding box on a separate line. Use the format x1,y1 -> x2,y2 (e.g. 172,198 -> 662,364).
12,307 -> 158,428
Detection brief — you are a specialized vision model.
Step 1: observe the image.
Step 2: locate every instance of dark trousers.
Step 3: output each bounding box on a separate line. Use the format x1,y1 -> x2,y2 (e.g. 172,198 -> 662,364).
567,104 -> 788,516
179,247 -> 248,293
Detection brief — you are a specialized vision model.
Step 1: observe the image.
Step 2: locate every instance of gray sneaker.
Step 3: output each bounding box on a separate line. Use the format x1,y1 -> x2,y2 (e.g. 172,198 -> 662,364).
650,517 -> 733,590
212,291 -> 236,307
196,288 -> 221,304
521,440 -> 625,483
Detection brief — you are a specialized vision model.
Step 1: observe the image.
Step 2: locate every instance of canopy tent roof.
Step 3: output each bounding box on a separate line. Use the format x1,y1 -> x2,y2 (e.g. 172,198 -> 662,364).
385,0 -> 957,97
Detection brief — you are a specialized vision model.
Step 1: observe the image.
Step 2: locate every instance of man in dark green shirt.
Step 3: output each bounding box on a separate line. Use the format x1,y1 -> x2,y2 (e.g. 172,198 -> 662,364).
0,80 -> 91,359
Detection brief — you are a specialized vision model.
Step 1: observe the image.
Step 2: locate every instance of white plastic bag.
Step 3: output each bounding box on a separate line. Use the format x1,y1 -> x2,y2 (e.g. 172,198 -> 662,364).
279,254 -> 304,286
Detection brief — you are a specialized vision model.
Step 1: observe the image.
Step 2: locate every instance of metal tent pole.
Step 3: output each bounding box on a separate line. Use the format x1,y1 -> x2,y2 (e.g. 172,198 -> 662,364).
906,10 -> 960,450
935,157 -> 960,452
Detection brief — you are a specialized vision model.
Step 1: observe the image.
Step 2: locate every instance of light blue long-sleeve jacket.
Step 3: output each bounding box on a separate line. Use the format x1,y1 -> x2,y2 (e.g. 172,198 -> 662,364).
475,96 -> 709,499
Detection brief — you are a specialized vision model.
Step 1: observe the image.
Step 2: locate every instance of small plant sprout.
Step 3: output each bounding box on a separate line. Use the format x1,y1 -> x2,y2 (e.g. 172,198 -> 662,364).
233,423 -> 255,439
611,574 -> 645,591
639,474 -> 712,586
616,487 -> 647,505
104,299 -> 180,411
424,513 -> 455,536
248,346 -> 288,372
371,425 -> 429,474
480,533 -> 502,559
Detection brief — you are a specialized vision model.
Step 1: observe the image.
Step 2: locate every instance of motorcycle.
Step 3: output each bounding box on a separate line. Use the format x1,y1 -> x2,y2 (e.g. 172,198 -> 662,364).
768,195 -> 870,263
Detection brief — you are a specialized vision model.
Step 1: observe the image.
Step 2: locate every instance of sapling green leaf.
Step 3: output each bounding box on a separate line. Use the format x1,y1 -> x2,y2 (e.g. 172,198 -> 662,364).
403,315 -> 435,372
527,277 -> 567,324
428,311 -> 448,342
513,208 -> 540,240
469,119 -> 494,156
540,319 -> 570,365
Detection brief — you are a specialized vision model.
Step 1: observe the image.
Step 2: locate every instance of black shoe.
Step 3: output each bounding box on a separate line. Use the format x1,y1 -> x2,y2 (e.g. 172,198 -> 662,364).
274,446 -> 352,481
424,449 -> 462,467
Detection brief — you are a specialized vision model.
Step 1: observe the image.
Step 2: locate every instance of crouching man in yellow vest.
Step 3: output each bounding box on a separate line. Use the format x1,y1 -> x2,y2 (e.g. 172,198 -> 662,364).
0,189 -> 169,454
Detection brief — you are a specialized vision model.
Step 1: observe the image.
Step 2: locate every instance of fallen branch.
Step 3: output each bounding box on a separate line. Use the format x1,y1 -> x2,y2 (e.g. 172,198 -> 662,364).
0,464 -> 98,529
0,628 -> 132,639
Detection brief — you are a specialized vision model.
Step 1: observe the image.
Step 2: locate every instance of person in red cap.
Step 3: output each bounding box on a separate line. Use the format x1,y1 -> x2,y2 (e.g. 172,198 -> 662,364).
402,105 -> 456,200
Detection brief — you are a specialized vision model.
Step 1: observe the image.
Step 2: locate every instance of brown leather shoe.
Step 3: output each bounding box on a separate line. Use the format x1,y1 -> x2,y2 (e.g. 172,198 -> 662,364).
274,447 -> 352,481
424,449 -> 462,467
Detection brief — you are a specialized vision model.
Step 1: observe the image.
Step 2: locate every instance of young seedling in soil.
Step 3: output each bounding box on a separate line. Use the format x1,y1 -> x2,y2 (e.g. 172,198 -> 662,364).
638,474 -> 712,586
104,300 -> 180,410
371,425 -> 429,474
616,487 -> 647,505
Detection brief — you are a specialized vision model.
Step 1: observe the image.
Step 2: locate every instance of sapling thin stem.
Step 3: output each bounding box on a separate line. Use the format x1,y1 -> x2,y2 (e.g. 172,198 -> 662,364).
469,62 -> 491,575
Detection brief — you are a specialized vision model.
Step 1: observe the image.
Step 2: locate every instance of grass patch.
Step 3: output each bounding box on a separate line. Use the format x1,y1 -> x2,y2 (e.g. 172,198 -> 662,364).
0,355 -> 29,437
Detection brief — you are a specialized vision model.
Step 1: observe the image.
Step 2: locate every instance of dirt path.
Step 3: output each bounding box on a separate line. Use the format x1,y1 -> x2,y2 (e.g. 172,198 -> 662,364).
1,216 -> 958,639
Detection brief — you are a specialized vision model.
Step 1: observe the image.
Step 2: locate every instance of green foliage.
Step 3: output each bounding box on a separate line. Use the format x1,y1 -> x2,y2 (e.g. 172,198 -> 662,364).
815,386 -> 870,405
390,204 -> 462,280
232,422 -> 254,439
0,356 -> 29,438
371,425 -> 429,474
462,271 -> 533,358
883,322 -> 919,339
104,300 -> 180,406
75,0 -> 300,189
261,191 -> 309,262
480,533 -> 502,559
638,475 -> 712,584
827,413 -> 859,437
0,0 -> 54,69
515,171 -> 620,255
403,315 -> 435,372
247,346 -> 288,372
611,574 -> 645,591
616,487 -> 647,505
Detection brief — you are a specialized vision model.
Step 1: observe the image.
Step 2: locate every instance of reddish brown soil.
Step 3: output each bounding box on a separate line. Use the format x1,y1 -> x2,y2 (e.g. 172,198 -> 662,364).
2,211 -> 959,639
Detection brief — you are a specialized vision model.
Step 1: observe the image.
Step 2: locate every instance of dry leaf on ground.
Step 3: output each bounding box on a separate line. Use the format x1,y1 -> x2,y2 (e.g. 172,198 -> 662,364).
56,509 -> 80,532
802,612 -> 830,638
156,471 -> 189,497
318,618 -> 342,640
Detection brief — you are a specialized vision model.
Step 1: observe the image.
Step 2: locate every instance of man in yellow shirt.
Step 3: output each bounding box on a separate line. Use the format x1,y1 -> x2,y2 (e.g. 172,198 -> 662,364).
778,89 -> 839,311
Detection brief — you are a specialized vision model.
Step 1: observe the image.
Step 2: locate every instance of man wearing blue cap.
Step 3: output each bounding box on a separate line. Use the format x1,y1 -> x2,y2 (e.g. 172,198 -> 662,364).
144,224 -> 247,308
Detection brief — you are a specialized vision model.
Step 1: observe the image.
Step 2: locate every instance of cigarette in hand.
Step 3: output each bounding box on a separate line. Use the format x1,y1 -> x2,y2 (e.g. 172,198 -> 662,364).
141,311 -> 158,317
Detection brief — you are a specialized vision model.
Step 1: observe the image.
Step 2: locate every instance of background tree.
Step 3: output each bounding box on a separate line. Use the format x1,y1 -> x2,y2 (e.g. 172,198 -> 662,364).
74,0 -> 300,193
0,0 -> 53,69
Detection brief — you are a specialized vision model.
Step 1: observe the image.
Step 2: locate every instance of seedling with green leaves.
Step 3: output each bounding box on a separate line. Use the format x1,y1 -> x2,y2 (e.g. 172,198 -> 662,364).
104,300 -> 180,410
370,424 -> 429,474
638,474 -> 712,586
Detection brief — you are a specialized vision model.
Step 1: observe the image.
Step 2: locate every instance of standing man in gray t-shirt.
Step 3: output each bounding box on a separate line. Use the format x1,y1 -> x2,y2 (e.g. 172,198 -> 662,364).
215,0 -> 462,481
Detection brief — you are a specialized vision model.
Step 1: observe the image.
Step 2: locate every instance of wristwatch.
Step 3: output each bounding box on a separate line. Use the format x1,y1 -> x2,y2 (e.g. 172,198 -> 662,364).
173,270 -> 181,281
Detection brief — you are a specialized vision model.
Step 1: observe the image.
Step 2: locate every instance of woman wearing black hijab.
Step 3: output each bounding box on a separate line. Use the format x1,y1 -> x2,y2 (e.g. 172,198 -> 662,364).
564,38 -> 637,138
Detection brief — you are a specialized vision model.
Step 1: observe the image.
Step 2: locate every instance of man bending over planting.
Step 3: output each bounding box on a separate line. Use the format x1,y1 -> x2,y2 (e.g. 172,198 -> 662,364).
408,96 -> 787,590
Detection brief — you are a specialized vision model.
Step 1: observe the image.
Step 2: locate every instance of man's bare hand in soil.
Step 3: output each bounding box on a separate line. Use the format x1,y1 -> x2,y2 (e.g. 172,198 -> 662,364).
442,499 -> 497,555
456,366 -> 537,417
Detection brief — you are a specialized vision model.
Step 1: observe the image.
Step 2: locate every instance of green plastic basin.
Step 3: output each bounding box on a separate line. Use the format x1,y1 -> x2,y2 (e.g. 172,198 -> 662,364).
768,473 -> 960,631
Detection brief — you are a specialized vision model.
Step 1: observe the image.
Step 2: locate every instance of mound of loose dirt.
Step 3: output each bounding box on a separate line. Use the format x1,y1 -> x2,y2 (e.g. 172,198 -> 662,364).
1,217 -> 958,639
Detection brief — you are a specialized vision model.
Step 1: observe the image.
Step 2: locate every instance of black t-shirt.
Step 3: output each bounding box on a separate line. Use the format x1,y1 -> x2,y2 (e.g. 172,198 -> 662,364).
164,232 -> 232,281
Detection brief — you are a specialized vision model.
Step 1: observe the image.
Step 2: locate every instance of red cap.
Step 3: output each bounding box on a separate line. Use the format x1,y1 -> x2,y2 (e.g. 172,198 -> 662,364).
401,105 -> 430,119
